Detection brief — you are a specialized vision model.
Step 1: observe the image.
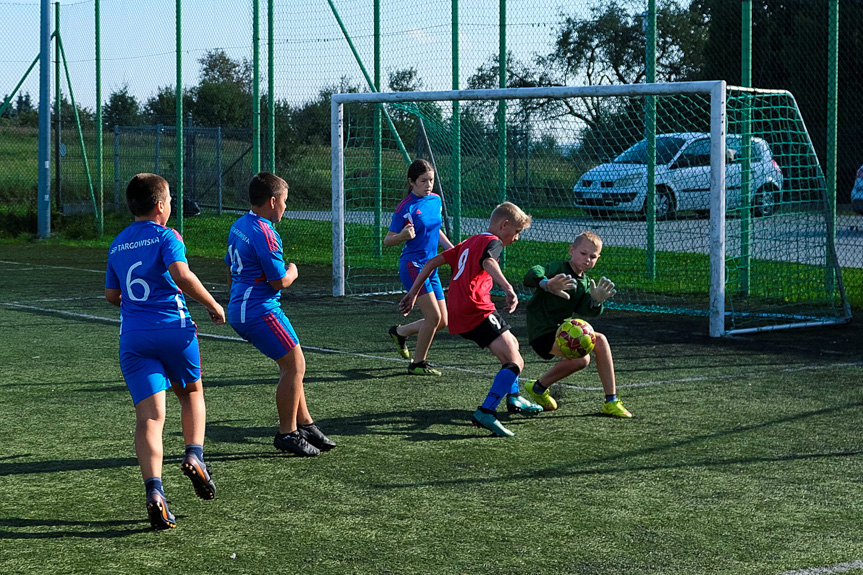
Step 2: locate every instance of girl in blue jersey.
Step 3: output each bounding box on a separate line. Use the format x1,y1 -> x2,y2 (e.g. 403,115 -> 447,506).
226,173 -> 335,457
105,173 -> 225,530
384,159 -> 454,376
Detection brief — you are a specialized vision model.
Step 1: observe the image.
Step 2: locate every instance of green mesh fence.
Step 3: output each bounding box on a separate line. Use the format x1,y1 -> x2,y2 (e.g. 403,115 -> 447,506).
337,85 -> 850,334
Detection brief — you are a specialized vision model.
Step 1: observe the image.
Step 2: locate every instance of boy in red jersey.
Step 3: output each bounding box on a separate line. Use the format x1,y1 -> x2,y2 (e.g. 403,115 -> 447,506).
399,202 -> 542,437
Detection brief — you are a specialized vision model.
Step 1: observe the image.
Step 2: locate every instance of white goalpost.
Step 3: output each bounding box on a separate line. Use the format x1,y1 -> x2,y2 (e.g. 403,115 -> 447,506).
331,82 -> 850,337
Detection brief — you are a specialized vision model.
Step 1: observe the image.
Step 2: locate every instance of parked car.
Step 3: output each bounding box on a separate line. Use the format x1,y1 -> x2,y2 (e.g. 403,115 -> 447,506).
852,165 -> 863,215
573,133 -> 784,219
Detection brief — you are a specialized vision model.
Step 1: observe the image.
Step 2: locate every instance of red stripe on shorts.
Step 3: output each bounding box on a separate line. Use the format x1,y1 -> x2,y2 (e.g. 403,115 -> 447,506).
264,313 -> 297,351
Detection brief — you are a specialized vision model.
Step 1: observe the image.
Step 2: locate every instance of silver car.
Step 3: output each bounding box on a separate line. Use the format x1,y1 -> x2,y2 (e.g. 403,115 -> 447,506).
573,133 -> 784,219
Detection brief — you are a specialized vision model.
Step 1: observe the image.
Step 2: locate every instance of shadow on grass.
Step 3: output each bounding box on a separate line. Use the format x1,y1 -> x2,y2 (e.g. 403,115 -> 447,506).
370,399 -> 863,489
0,517 -> 151,539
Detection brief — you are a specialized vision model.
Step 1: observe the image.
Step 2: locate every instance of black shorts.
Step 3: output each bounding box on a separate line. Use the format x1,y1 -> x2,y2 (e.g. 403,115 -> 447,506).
529,331 -> 556,360
460,311 -> 511,349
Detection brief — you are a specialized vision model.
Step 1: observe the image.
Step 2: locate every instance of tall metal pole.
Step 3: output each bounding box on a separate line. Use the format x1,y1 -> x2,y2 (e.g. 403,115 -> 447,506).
175,0 -> 184,234
644,0 -> 657,278
825,0 -> 839,293
54,1 -> 61,212
740,0 -> 753,295
373,0 -> 382,258
252,0 -> 261,174
95,0 -> 103,233
497,0 -> 507,206
451,0 -> 461,241
267,0 -> 275,171
38,0 -> 51,238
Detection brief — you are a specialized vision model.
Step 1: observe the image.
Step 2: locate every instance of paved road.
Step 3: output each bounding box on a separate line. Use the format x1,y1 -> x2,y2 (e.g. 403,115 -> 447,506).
288,210 -> 863,269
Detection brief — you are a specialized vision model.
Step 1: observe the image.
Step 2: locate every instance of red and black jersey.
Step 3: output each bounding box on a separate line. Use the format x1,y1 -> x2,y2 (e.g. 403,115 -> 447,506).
440,232 -> 503,334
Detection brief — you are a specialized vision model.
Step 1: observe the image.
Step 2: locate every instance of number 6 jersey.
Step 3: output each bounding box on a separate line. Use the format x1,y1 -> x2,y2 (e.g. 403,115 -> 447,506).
105,220 -> 191,334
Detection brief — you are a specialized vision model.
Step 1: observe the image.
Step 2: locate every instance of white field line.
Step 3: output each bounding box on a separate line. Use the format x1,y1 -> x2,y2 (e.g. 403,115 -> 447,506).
0,260 -> 105,274
1,301 -> 492,378
780,560 -> 863,575
4,301 -> 860,389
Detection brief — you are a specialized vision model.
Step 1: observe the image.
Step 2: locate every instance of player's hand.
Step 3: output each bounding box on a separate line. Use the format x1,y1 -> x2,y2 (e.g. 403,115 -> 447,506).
399,291 -> 418,316
401,223 -> 416,241
548,273 -> 577,300
208,303 -> 226,325
589,276 -> 617,305
504,286 -> 518,313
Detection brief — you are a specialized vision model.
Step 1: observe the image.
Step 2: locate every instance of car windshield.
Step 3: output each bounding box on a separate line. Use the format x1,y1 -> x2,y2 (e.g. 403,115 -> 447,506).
613,137 -> 687,165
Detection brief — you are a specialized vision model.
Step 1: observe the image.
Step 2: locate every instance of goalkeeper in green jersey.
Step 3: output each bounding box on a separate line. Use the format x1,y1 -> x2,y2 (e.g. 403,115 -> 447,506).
522,231 -> 632,418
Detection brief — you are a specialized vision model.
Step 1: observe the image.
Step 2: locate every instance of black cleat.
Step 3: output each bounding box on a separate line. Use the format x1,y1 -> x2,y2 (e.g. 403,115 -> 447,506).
273,431 -> 321,457
146,490 -> 177,530
181,453 -> 216,500
298,423 -> 336,451
388,325 -> 410,359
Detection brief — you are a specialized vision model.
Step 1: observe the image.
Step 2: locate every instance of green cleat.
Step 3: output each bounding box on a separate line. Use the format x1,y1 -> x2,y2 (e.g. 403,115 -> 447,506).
471,409 -> 515,437
523,380 -> 558,412
505,394 -> 543,416
602,399 -> 633,418
388,325 -> 410,360
407,360 -> 442,376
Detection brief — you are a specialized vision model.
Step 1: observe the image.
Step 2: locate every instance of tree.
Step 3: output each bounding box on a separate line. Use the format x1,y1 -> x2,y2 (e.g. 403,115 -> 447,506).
191,49 -> 253,128
103,84 -> 142,127
143,85 -> 194,124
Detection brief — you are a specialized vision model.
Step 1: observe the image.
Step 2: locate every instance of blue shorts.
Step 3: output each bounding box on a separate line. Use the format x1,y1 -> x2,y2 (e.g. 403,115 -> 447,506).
119,327 -> 201,405
399,260 -> 445,300
231,308 -> 300,361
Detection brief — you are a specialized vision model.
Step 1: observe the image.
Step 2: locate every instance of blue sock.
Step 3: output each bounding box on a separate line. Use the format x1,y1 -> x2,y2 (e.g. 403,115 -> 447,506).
481,366 -> 519,411
605,394 -> 617,403
145,477 -> 164,496
185,443 -> 204,462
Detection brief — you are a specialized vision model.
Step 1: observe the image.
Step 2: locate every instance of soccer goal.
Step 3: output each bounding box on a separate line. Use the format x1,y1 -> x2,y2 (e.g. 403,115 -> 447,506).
331,82 -> 851,337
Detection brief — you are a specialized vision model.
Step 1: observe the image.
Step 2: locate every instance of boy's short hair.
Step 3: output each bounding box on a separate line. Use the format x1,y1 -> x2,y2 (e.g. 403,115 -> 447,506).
126,173 -> 169,216
249,172 -> 288,207
573,230 -> 603,249
490,201 -> 532,229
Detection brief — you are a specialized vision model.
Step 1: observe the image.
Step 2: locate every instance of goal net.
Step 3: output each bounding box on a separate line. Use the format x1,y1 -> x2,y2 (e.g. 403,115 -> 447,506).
331,82 -> 851,336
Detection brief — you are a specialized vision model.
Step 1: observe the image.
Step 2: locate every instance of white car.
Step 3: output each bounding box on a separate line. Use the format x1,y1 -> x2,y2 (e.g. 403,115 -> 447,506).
852,165 -> 863,215
573,133 -> 784,219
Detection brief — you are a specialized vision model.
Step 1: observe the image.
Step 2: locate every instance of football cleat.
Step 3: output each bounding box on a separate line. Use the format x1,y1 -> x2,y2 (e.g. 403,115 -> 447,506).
602,399 -> 633,418
388,325 -> 410,360
298,423 -> 336,451
505,394 -> 543,416
146,490 -> 176,531
471,409 -> 515,437
273,431 -> 321,457
407,361 -> 442,376
523,380 -> 558,412
181,453 -> 216,500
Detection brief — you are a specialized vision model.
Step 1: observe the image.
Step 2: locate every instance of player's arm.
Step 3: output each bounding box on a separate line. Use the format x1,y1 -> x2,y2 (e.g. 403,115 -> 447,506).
398,253 -> 446,316
482,257 -> 519,313
383,224 -> 415,247
105,288 -> 121,307
267,262 -> 298,291
168,261 -> 226,325
438,230 -> 454,250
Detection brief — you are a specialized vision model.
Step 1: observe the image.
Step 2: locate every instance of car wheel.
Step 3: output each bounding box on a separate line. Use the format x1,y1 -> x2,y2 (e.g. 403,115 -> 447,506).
645,189 -> 675,221
753,187 -> 777,217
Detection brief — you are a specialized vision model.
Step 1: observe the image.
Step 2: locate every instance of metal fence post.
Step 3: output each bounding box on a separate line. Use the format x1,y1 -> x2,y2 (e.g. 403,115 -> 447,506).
113,124 -> 119,205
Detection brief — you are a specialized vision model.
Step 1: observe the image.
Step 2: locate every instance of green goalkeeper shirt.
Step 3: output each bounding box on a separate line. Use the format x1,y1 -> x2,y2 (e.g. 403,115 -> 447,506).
523,260 -> 603,344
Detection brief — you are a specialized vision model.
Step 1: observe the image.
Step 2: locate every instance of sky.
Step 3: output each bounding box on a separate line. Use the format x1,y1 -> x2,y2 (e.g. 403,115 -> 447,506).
0,0 -> 622,111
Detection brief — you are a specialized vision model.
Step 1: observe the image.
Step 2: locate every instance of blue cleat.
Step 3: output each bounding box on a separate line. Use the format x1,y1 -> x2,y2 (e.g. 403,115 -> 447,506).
506,394 -> 544,416
471,409 -> 515,437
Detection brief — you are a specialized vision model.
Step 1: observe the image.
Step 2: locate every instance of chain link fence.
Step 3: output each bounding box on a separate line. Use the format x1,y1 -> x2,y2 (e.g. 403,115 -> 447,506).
0,0 -> 860,306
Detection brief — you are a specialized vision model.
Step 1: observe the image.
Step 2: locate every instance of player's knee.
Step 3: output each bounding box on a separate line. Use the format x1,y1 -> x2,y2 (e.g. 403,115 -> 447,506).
563,355 -> 589,372
437,316 -> 448,330
501,362 -> 521,376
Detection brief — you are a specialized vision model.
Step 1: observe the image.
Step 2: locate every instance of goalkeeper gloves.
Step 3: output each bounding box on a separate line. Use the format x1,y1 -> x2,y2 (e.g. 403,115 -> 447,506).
589,276 -> 617,305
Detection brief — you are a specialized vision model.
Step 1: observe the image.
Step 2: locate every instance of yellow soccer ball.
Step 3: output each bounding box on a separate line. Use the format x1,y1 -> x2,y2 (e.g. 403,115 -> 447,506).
555,318 -> 596,359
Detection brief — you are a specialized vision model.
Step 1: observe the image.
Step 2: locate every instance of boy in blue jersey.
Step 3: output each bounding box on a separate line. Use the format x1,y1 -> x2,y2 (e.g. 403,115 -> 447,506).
105,173 -> 226,530
384,159 -> 453,376
226,172 -> 335,457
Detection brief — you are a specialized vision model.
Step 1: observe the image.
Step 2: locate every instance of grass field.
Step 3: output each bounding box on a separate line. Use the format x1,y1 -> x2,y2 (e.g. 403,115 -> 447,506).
1,242 -> 862,575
